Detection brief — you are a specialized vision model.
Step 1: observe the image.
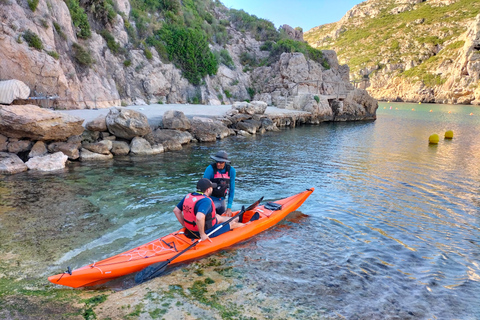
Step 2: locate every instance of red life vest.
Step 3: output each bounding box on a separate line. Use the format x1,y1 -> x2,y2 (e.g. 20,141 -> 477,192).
182,193 -> 217,232
211,163 -> 231,198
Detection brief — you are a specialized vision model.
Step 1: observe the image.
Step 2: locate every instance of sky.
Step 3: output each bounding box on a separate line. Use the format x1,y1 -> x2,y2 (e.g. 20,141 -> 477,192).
220,0 -> 365,32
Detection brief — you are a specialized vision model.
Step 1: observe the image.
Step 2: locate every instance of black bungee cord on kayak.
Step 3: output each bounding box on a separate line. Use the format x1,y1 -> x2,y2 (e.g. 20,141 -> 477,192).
56,266 -> 72,282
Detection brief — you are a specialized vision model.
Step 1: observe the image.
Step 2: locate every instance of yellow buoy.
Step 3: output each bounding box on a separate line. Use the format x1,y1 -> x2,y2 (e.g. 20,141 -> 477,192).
429,134 -> 439,144
470,113 -> 473,115
419,102 -> 422,104
445,130 -> 454,139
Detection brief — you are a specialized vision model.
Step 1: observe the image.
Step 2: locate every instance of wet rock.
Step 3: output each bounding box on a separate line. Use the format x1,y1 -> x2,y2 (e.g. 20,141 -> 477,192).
82,140 -> 112,155
148,129 -> 193,146
47,141 -> 80,160
130,137 -> 163,155
111,141 -> 130,155
79,148 -> 113,161
235,119 -> 262,134
25,152 -> 68,171
29,141 -> 48,158
190,117 -> 230,142
7,139 -> 32,154
0,152 -> 28,174
0,134 -> 8,151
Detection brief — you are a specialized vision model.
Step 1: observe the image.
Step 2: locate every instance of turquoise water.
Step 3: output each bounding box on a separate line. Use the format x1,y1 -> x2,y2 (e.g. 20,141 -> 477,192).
0,101 -> 479,319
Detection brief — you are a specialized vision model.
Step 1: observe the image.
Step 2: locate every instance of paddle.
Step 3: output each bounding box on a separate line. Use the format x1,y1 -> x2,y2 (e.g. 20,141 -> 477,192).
135,196 -> 263,283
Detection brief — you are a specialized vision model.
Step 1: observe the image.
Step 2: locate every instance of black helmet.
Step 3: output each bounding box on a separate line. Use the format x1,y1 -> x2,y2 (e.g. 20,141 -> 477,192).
210,150 -> 230,163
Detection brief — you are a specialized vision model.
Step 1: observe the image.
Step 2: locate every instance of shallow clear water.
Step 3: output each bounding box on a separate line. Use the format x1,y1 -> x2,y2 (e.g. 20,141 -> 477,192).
1,102 -> 479,319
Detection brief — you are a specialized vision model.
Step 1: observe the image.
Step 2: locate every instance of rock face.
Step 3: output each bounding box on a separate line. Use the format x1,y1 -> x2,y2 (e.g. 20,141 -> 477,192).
252,52 -> 377,120
304,0 -> 480,104
0,0 -> 376,112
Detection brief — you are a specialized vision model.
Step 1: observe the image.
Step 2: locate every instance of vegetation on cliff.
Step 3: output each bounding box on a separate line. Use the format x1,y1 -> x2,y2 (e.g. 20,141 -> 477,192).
59,0 -> 326,85
305,0 -> 480,89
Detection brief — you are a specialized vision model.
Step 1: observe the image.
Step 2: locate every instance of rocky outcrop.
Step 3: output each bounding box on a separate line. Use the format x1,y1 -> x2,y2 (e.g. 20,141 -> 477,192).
0,104 -> 84,140
0,98 -> 374,174
305,0 -> 480,104
252,52 -> 377,120
0,1 -> 376,112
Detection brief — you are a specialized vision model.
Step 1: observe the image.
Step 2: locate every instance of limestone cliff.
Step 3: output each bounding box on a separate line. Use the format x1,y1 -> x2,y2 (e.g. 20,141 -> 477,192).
305,0 -> 480,105
0,0 -> 375,119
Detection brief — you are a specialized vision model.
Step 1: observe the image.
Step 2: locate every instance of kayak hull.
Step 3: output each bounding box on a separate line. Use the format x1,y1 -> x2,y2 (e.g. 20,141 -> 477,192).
48,188 -> 314,288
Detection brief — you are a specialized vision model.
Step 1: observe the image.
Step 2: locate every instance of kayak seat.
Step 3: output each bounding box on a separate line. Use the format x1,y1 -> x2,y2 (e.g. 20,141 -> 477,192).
249,212 -> 260,222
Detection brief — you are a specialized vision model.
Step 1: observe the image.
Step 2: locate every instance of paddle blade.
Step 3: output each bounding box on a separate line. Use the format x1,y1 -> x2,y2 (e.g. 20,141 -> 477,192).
246,196 -> 263,211
134,261 -> 169,283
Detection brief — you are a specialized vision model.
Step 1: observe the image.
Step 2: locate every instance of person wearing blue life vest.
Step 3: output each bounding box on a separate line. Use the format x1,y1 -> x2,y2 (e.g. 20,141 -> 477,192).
173,178 -> 243,242
203,150 -> 236,216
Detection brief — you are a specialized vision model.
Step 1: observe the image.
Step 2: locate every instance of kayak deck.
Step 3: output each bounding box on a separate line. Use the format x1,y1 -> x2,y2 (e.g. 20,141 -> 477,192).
48,188 -> 314,288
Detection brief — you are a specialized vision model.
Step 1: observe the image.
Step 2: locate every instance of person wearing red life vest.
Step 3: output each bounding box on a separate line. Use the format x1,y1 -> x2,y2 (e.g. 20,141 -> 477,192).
173,178 -> 244,242
203,150 -> 236,217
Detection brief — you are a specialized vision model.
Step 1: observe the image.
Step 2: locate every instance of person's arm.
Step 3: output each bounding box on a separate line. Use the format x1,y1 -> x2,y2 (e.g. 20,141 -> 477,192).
196,212 -> 208,241
227,166 -> 236,209
203,164 -> 214,180
196,199 -> 214,242
173,198 -> 185,227
173,206 -> 184,227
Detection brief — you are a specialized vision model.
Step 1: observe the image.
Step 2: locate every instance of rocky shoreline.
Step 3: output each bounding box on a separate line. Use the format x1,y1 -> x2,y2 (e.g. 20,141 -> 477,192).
0,97 -> 378,175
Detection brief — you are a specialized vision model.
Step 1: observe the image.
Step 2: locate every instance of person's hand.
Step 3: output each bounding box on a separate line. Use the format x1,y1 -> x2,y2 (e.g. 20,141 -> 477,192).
200,233 -> 212,243
225,208 -> 233,217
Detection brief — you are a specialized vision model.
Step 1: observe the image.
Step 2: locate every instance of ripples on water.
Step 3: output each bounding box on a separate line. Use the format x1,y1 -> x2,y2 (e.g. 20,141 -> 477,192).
0,102 -> 479,319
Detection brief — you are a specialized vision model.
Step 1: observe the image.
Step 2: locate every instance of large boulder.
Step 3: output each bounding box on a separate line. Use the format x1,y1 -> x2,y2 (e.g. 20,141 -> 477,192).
130,137 -> 164,155
0,105 -> 84,140
85,115 -> 108,132
105,108 -> 152,139
190,117 -> 231,142
0,152 -> 28,174
25,152 -> 68,171
162,110 -> 191,131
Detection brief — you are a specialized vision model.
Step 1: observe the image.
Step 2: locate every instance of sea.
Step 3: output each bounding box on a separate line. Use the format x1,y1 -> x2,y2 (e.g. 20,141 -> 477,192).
0,101 -> 479,319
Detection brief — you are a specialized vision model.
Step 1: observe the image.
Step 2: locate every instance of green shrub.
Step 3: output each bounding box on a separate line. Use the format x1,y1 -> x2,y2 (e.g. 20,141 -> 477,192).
53,22 -> 67,40
239,51 -> 257,67
247,87 -> 255,100
123,60 -> 131,67
153,24 -> 218,85
72,42 -> 94,67
87,0 -> 116,26
22,30 -> 43,50
64,0 -> 91,38
215,49 -> 235,69
269,39 -> 328,68
144,47 -> 153,59
228,9 -> 279,42
314,95 -> 320,103
100,29 -> 123,54
27,0 -> 39,11
224,90 -> 232,98
47,50 -> 60,59
445,40 -> 465,50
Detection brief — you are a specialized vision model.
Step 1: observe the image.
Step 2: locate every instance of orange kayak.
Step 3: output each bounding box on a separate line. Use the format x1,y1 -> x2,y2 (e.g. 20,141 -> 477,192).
48,188 -> 314,288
